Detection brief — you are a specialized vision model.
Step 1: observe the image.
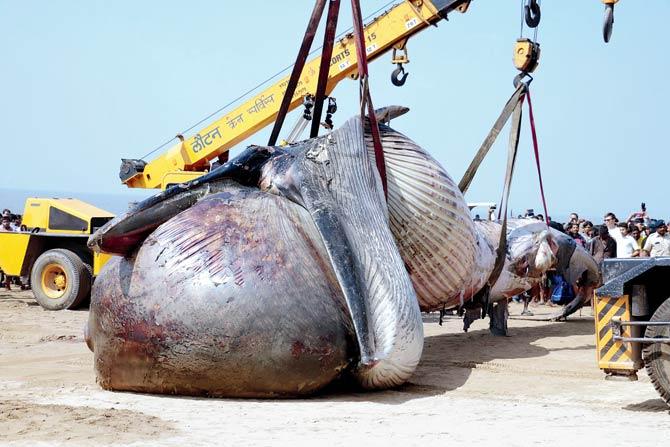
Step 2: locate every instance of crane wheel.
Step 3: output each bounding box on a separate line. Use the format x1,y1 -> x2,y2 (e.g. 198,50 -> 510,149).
30,249 -> 92,311
642,297 -> 670,407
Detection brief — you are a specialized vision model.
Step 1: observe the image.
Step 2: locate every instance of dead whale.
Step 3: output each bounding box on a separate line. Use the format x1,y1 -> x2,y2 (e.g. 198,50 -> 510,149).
87,110 -> 598,396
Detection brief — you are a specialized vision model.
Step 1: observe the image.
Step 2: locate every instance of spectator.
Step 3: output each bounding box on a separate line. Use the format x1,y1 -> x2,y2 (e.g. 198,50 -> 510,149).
535,214 -> 545,222
604,212 -> 618,226
10,215 -> 22,231
627,203 -> 649,225
567,223 -> 586,248
548,219 -> 567,234
605,215 -> 640,258
633,218 -> 646,231
613,223 -> 640,258
580,221 -> 594,243
630,227 -> 644,249
588,225 -> 617,265
0,216 -> 14,232
642,223 -> 670,257
564,212 -> 579,231
487,205 -> 496,221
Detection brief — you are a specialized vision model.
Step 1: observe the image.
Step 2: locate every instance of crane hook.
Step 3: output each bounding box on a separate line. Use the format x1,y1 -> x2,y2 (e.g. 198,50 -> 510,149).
524,0 -> 541,28
391,64 -> 409,87
513,72 -> 533,89
603,3 -> 614,43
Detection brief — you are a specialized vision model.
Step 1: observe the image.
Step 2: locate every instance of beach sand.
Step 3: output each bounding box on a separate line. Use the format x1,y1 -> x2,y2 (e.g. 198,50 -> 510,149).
1,290 -> 668,446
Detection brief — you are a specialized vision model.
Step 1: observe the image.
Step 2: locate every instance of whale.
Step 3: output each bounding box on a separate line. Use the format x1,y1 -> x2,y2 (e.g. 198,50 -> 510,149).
86,110 -> 598,397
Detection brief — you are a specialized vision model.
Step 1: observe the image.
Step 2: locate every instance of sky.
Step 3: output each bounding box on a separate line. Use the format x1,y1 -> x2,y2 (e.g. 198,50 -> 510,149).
1,1 -> 668,221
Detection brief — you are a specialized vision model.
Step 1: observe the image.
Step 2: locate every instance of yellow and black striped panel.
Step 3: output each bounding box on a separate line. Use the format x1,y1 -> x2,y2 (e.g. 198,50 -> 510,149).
595,295 -> 634,370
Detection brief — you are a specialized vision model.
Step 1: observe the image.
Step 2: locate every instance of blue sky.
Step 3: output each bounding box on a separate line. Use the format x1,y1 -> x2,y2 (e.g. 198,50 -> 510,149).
1,1 -> 668,222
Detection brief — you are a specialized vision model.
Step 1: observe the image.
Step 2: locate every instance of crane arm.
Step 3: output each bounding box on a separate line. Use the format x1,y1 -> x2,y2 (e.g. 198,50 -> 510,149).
121,0 -> 471,189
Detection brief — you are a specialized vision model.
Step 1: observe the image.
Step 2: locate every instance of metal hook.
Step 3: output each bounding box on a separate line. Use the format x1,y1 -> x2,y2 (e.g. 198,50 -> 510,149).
513,72 -> 533,89
603,3 -> 614,43
391,64 -> 409,87
524,0 -> 541,28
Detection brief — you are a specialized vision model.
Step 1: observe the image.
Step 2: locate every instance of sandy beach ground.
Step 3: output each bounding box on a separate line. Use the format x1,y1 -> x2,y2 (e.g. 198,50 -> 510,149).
1,289 -> 668,446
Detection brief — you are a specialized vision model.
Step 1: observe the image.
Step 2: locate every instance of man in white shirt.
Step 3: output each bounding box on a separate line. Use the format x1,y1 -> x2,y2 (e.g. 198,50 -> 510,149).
604,217 -> 640,258
643,223 -> 670,257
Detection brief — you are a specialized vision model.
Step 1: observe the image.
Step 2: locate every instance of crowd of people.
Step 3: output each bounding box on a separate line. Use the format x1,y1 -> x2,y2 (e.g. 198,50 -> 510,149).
550,204 -> 670,261
514,204 -> 670,317
1,208 -> 26,233
0,208 -> 28,290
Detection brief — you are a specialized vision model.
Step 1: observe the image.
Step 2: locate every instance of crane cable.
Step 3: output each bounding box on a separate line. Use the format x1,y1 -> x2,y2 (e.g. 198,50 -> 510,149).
139,0 -> 397,161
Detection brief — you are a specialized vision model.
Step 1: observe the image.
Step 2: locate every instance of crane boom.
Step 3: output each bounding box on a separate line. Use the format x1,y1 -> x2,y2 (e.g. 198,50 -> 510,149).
120,0 -> 470,189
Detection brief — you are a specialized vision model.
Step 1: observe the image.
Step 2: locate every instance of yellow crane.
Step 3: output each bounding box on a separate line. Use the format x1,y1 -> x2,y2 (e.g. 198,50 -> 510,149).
120,0 -> 620,190
120,0 -> 473,190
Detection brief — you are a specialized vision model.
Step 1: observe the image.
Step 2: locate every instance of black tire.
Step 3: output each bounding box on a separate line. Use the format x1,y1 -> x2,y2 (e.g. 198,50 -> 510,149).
30,249 -> 92,311
642,297 -> 670,406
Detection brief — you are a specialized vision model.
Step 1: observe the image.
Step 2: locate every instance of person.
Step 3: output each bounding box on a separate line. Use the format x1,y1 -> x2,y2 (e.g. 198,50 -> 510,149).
0,216 -> 14,232
473,214 -> 481,222
630,227 -> 643,249
1,217 -> 17,289
535,214 -> 545,222
587,225 -> 617,265
548,219 -> 567,234
605,215 -> 639,258
634,220 -> 648,248
567,223 -> 586,248
487,205 -> 496,221
642,222 -> 670,257
604,212 -> 618,226
580,220 -> 594,243
633,217 -> 646,232
627,203 -> 649,225
564,212 -> 579,231
614,222 -> 640,258
2,272 -> 10,290
10,215 -> 22,231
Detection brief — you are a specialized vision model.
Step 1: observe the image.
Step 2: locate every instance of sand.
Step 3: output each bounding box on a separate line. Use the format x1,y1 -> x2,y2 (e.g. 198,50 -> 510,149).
1,289 -> 668,446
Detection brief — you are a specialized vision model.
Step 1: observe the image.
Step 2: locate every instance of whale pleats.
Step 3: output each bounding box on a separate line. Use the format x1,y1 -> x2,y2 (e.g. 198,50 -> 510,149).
366,126 -> 480,310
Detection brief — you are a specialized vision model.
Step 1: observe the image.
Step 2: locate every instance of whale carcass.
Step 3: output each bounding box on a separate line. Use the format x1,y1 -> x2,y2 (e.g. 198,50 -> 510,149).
87,112 -> 598,397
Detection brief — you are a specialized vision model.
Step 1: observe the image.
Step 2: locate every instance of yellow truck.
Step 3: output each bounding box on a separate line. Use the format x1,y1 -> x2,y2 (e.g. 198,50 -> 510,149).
0,198 -> 114,310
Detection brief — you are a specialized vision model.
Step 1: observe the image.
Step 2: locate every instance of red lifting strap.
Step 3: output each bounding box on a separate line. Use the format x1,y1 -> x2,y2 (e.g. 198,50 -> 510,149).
525,90 -> 550,225
350,0 -> 388,198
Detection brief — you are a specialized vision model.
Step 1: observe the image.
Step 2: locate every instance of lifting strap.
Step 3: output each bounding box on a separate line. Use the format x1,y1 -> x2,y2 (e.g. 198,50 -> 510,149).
268,0 -> 327,146
351,0 -> 388,198
310,0 -> 341,138
526,89 -> 550,222
457,83 -> 551,286
488,98 -> 523,287
457,84 -> 527,288
458,84 -> 527,194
